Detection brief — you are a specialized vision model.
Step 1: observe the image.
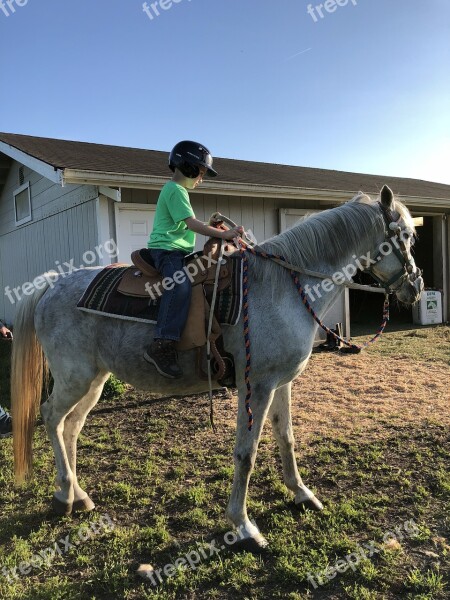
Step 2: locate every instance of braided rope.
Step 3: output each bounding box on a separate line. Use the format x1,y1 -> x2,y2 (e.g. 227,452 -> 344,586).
291,273 -> 390,350
239,242 -> 390,431
241,246 -> 253,431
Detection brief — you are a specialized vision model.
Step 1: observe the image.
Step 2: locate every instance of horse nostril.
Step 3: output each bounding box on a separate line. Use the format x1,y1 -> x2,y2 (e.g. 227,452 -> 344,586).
409,268 -> 422,283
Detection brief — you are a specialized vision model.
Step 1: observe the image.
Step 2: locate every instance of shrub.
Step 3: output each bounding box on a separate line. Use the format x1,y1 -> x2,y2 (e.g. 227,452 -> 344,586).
101,375 -> 126,401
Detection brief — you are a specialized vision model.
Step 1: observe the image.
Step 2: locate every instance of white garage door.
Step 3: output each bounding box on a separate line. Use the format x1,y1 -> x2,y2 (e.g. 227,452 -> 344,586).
115,203 -> 156,264
279,208 -> 350,339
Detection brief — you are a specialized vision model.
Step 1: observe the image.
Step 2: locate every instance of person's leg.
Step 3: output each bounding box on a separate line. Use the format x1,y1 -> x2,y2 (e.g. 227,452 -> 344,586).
144,250 -> 192,378
0,406 -> 12,438
153,250 -> 191,341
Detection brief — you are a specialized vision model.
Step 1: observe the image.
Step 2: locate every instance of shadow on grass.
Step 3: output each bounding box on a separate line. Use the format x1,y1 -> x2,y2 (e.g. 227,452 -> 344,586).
0,508 -> 72,546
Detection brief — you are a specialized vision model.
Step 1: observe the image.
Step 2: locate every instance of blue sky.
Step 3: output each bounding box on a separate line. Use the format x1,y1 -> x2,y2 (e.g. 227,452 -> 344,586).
1,0 -> 449,184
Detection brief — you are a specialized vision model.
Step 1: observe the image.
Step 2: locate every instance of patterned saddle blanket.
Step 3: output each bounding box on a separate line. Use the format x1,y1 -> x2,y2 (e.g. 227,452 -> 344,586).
76,256 -> 243,350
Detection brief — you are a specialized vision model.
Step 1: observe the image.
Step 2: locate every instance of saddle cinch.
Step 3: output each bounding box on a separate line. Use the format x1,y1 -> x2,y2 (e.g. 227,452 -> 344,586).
116,236 -> 237,384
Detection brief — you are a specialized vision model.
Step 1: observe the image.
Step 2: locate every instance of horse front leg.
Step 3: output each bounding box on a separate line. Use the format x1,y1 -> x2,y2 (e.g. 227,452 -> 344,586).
225,384 -> 275,553
268,382 -> 323,511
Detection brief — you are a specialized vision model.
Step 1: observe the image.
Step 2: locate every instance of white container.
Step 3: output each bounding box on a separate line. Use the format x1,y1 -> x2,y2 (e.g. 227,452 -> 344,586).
412,290 -> 443,325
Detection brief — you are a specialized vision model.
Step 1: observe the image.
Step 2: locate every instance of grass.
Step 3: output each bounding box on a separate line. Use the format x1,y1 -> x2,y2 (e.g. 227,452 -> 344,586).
0,325 -> 449,599
352,323 -> 450,364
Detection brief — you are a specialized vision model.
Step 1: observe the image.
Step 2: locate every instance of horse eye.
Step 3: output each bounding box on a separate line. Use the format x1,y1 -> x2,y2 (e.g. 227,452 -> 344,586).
403,228 -> 415,242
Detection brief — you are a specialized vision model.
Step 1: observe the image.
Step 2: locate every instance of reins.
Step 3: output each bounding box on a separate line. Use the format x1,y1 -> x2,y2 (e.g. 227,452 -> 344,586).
236,240 -> 391,431
206,239 -> 226,433
245,242 -> 391,347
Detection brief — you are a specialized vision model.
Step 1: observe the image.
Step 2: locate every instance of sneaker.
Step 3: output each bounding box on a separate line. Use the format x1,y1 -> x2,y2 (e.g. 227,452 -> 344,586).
0,412 -> 12,438
143,339 -> 183,379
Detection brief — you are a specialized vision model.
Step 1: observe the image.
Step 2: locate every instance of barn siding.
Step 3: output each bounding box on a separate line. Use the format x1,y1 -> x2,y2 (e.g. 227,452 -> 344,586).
0,161 -> 100,323
120,187 -> 324,245
447,218 -> 450,319
1,168 -> 446,326
116,189 -> 348,336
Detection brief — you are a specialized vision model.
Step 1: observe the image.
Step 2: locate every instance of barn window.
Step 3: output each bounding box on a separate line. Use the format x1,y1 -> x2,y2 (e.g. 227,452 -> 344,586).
13,181 -> 32,226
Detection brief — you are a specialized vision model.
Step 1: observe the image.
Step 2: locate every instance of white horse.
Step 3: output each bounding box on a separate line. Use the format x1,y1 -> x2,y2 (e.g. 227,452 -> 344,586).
12,186 -> 423,558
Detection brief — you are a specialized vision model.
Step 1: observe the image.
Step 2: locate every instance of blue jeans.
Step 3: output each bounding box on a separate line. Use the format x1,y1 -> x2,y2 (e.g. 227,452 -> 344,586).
150,249 -> 192,341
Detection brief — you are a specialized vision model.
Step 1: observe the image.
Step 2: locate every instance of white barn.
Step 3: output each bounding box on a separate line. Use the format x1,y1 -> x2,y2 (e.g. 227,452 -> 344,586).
0,133 -> 448,333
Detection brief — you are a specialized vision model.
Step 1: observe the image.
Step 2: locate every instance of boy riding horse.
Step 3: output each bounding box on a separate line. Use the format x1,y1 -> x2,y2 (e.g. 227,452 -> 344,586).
143,141 -> 243,379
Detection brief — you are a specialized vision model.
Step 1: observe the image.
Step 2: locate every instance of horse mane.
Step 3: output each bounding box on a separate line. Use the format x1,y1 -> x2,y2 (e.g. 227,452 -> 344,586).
248,190 -> 415,280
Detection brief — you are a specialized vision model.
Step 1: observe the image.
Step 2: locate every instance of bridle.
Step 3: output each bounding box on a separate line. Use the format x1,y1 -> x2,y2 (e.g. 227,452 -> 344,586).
364,203 -> 422,293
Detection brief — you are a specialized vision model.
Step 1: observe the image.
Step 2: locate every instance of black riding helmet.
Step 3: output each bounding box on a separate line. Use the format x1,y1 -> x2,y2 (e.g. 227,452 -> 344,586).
169,140 -> 218,178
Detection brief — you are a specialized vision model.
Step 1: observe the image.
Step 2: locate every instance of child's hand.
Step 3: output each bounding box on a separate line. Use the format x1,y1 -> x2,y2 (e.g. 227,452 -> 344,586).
0,326 -> 12,340
222,226 -> 244,241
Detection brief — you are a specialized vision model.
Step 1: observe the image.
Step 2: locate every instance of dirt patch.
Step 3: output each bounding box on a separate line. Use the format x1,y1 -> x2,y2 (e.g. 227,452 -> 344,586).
103,350 -> 450,449
289,351 -> 450,443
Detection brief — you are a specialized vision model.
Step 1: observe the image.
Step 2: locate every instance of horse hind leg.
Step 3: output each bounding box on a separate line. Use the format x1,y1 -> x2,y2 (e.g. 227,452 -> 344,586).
41,389 -> 79,515
62,371 -> 109,513
40,372 -> 107,516
268,382 -> 323,512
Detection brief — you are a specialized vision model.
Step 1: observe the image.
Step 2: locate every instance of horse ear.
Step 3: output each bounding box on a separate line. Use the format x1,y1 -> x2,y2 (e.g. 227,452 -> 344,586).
380,185 -> 394,209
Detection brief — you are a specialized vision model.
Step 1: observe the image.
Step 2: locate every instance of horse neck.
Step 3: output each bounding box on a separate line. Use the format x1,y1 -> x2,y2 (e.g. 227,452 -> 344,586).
256,210 -> 386,317
295,218 -> 386,315
288,203 -> 387,274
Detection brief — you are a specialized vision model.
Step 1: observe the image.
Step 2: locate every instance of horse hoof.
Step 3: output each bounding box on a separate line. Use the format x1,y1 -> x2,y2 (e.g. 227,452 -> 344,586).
230,534 -> 269,555
51,496 -> 73,516
73,496 -> 96,513
294,496 -> 324,512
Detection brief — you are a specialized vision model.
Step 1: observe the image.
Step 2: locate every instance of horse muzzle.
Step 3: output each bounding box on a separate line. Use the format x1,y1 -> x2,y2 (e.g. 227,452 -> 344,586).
395,274 -> 424,305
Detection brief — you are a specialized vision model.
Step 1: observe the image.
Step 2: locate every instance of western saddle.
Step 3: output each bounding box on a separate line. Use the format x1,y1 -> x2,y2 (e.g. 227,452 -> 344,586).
116,228 -> 237,384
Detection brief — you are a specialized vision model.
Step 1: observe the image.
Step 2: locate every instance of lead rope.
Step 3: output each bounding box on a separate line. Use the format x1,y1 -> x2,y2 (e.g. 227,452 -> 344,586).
207,239 -> 226,433
238,241 -> 390,431
241,241 -> 254,431
291,273 -> 390,351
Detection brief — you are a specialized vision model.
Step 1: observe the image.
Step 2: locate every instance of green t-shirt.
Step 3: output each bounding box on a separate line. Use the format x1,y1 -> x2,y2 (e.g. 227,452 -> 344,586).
148,181 -> 196,252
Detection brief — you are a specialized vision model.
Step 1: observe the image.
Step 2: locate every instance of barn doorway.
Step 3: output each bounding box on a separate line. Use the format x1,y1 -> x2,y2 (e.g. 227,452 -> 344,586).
350,214 -> 447,333
114,203 -> 156,264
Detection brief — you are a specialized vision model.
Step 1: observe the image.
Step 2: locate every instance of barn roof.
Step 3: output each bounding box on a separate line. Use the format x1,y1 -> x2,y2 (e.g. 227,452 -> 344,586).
1,132 -> 450,202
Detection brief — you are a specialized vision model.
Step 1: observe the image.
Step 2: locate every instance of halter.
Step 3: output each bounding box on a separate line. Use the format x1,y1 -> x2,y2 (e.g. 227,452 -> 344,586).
366,203 -> 421,293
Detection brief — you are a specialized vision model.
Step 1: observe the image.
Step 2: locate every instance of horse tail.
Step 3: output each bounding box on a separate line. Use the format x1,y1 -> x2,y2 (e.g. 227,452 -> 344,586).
12,275 -> 54,484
